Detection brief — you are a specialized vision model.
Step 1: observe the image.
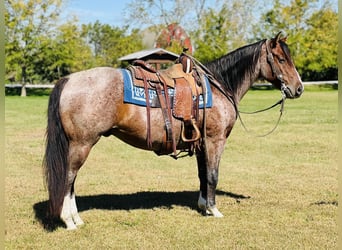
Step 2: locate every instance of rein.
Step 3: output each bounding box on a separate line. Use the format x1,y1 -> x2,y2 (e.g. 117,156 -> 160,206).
184,38 -> 289,137
238,93 -> 286,137
238,39 -> 287,137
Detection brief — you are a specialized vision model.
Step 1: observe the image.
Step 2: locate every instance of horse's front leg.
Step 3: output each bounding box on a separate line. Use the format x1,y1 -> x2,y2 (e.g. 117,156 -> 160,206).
196,140 -> 224,217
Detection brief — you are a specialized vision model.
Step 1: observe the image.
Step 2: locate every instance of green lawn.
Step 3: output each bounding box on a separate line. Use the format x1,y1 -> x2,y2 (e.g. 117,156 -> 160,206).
5,88 -> 338,249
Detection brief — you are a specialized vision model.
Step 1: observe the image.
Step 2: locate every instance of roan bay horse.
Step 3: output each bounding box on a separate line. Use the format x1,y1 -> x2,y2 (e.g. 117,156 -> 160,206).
43,32 -> 303,230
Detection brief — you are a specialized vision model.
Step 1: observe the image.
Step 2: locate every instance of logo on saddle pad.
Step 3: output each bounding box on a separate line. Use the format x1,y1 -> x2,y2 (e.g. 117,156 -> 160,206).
121,69 -> 212,108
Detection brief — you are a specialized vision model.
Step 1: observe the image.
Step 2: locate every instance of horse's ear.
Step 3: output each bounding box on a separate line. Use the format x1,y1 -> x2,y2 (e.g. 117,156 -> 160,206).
275,31 -> 283,41
271,31 -> 285,47
280,36 -> 288,42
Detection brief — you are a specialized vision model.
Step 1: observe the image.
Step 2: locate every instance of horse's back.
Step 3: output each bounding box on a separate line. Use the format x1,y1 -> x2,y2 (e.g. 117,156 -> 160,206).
62,67 -> 122,95
59,67 -> 124,141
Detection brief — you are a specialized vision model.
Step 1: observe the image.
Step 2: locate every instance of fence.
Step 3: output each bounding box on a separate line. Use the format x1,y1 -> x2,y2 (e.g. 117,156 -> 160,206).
5,80 -> 338,93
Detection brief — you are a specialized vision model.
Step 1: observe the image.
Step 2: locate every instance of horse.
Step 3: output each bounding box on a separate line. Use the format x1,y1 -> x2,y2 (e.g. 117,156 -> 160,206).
43,32 -> 303,230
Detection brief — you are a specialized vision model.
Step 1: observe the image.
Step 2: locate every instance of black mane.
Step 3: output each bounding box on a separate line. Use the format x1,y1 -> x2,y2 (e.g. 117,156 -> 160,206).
205,39 -> 266,95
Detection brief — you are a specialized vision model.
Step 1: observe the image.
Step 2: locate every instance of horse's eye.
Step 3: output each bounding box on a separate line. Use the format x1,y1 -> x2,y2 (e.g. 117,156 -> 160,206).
279,58 -> 286,64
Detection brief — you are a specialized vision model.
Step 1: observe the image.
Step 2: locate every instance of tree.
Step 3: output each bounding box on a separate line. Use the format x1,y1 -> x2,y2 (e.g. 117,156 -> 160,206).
5,0 -> 63,95
125,0 -> 256,61
192,5 -> 231,62
81,22 -> 144,67
298,8 -> 338,80
5,0 -> 337,85
254,0 -> 337,80
125,0 -> 207,32
33,21 -> 93,82
124,0 -> 209,54
192,0 -> 256,62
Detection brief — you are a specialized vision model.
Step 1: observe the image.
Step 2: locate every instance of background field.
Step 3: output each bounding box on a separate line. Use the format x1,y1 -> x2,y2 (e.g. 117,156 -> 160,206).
5,88 -> 338,249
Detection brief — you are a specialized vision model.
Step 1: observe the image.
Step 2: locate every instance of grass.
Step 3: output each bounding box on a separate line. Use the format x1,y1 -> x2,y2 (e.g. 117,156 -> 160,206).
5,88 -> 338,249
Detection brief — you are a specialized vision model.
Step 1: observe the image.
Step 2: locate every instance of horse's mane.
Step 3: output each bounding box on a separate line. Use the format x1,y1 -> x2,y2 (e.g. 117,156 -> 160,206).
204,39 -> 266,95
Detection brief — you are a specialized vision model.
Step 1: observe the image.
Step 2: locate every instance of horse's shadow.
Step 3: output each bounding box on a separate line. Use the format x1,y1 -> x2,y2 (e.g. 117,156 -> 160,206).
33,190 -> 250,231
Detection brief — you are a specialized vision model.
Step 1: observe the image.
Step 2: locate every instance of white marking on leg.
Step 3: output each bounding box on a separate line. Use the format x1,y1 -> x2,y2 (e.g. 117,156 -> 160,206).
70,193 -> 84,226
61,195 -> 77,230
198,192 -> 224,217
206,206 -> 224,217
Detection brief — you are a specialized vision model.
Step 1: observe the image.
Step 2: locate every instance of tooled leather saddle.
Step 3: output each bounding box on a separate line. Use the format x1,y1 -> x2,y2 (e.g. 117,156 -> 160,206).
127,54 -> 207,158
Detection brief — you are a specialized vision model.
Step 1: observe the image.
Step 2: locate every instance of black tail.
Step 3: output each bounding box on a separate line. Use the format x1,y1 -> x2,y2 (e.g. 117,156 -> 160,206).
43,78 -> 69,218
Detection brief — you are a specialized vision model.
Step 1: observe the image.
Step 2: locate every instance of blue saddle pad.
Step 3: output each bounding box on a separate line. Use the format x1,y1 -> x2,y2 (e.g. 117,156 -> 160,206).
121,69 -> 212,108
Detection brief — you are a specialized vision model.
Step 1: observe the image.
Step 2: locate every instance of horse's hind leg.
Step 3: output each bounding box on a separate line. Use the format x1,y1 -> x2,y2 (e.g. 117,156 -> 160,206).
61,180 -> 84,229
60,142 -> 92,230
196,140 -> 224,217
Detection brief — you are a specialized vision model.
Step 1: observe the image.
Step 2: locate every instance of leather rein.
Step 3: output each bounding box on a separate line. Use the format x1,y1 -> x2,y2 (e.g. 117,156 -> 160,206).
188,39 -> 288,137
237,39 -> 288,137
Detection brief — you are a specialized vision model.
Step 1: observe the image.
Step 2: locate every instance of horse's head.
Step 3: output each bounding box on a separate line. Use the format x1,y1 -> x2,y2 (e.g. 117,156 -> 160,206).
261,32 -> 304,99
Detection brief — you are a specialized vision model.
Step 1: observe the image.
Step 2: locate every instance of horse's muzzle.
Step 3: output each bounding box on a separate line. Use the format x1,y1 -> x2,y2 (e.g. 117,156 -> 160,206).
284,84 -> 303,99
295,85 -> 304,98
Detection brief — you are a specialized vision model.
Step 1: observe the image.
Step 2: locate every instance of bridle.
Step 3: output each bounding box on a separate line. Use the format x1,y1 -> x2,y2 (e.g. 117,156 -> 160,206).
265,39 -> 289,99
238,39 -> 288,137
182,39 -> 290,137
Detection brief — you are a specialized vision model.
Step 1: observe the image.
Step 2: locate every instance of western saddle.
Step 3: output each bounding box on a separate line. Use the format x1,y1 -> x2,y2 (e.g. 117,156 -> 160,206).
127,53 -> 207,158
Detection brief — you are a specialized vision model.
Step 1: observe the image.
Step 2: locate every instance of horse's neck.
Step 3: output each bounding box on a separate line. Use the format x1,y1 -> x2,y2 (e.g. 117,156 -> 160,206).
234,42 -> 266,102
205,40 -> 266,104
234,63 -> 261,103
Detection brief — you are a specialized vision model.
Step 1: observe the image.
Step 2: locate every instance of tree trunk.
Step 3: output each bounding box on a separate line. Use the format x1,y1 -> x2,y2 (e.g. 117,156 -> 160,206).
20,84 -> 27,97
21,66 -> 27,97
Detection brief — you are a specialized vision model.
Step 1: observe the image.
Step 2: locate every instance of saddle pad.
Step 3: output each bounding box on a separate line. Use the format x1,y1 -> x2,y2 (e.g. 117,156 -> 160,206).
121,69 -> 212,108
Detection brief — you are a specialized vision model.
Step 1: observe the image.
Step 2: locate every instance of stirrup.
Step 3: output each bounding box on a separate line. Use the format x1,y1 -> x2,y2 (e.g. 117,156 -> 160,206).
181,118 -> 201,143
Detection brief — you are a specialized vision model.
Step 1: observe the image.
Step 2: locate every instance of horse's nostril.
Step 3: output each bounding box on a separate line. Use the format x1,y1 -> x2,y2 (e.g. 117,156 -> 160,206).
296,86 -> 303,96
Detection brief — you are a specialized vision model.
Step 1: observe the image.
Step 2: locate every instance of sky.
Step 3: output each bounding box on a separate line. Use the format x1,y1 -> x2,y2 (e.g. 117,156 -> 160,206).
64,0 -> 131,27
63,0 -> 226,29
63,0 -> 337,28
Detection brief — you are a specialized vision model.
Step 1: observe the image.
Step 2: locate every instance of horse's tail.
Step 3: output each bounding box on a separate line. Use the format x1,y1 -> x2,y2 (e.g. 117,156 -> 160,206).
43,78 -> 69,219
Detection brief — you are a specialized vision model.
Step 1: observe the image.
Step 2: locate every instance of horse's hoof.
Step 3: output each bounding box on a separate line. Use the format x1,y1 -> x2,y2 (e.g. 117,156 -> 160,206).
73,215 -> 84,226
66,223 -> 77,230
63,218 -> 78,230
198,192 -> 206,210
206,206 -> 224,217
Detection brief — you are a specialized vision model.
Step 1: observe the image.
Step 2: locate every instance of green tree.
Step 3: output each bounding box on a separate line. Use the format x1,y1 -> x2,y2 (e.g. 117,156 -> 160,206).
125,0 -> 256,60
192,5 -> 231,62
125,0 -> 209,55
299,8 -> 337,80
112,28 -> 145,67
33,21 -> 93,82
81,22 -> 144,67
254,0 -> 311,39
254,0 -> 337,80
125,0 -> 207,31
192,0 -> 255,62
5,0 -> 63,95
253,0 -> 311,66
